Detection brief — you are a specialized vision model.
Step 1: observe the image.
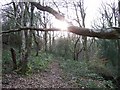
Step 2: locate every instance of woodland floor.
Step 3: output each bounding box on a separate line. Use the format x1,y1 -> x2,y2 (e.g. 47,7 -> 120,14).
2,60 -> 78,88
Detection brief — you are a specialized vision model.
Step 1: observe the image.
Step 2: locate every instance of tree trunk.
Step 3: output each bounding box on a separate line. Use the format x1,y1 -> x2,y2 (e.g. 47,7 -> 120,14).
44,31 -> 47,52
19,2 -> 29,74
83,36 -> 89,61
73,36 -> 80,60
33,33 -> 39,56
10,48 -> 17,70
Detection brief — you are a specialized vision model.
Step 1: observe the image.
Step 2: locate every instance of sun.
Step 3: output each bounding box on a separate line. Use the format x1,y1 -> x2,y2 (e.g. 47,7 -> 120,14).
52,19 -> 69,30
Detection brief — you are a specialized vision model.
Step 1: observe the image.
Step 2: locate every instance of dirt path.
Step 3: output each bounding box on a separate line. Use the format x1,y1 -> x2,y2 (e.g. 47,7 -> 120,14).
2,60 -> 76,88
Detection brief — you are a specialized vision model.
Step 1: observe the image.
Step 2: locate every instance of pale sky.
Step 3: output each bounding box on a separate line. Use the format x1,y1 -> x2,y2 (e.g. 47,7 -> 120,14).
85,0 -> 118,28
0,0 -> 118,28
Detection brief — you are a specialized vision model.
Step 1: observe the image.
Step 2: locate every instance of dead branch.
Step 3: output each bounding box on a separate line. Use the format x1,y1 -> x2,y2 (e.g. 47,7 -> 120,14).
1,27 -> 60,34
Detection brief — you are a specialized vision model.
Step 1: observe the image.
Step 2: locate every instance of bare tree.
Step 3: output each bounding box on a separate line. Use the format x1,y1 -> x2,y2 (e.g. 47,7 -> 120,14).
72,0 -> 88,61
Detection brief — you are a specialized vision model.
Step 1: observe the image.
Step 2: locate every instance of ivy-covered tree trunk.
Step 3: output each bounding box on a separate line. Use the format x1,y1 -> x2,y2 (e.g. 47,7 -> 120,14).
30,4 -> 40,56
19,2 -> 29,74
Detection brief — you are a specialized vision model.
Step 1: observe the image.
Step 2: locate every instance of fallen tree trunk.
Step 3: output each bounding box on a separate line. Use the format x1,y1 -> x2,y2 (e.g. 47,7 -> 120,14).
68,26 -> 120,39
1,26 -> 120,39
30,2 -> 120,39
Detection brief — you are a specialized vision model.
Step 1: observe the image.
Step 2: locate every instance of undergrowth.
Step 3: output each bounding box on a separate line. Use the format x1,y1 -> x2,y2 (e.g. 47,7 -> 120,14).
59,57 -> 115,88
2,49 -> 54,75
2,49 -> 16,73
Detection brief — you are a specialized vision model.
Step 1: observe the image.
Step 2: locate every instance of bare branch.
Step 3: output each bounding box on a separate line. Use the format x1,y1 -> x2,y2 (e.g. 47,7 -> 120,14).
52,0 -> 61,13
31,2 -> 65,20
73,2 -> 82,27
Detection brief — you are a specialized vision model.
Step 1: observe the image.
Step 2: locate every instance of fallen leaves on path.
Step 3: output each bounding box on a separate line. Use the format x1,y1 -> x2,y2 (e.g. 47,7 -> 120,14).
2,60 -> 77,88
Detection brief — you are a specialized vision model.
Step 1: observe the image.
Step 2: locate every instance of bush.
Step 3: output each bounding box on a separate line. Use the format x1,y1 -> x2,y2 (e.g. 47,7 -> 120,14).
27,53 -> 54,74
2,50 -> 13,73
88,59 -> 115,78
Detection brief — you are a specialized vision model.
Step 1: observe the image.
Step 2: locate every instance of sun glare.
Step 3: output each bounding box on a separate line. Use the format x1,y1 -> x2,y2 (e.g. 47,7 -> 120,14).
53,19 -> 69,30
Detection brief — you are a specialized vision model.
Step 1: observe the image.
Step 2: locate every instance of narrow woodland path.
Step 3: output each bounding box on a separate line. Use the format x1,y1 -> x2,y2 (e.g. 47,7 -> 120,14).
2,60 -> 77,88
